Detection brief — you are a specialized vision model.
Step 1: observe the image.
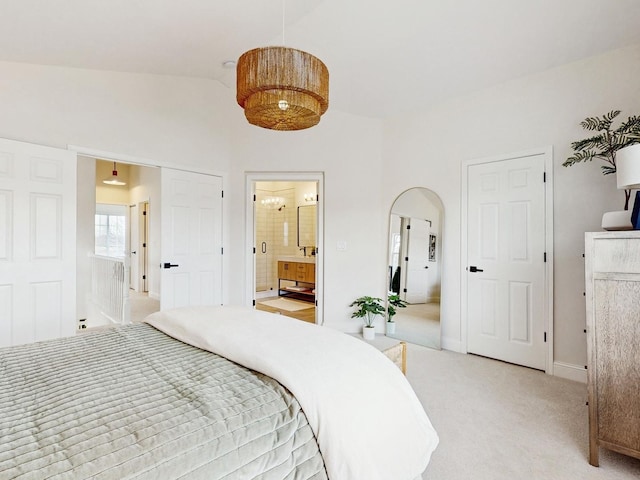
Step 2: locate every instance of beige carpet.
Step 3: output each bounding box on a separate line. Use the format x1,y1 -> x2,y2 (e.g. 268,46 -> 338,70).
259,298 -> 313,312
401,342 -> 640,479
388,302 -> 441,350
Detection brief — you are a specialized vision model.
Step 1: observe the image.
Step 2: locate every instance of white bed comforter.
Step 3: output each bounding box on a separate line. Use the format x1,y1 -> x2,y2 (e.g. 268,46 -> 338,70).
145,306 -> 438,480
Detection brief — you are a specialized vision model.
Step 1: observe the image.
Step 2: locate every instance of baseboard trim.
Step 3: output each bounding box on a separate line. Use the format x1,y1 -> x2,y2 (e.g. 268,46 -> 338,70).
441,336 -> 464,353
553,361 -> 587,383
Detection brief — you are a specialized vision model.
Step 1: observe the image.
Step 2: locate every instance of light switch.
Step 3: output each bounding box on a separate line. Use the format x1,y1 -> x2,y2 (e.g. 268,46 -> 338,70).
336,240 -> 347,251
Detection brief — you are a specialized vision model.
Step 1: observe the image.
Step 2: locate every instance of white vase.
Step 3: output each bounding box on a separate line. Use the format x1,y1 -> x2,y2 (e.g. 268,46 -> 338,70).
362,325 -> 375,340
386,321 -> 396,335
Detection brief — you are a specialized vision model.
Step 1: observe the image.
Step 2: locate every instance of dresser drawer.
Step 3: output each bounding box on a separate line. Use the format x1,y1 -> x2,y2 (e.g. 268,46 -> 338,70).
592,235 -> 640,273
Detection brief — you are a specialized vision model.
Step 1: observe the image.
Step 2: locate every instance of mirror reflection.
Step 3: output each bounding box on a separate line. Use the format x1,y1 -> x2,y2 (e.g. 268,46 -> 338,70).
298,205 -> 317,249
387,187 -> 443,349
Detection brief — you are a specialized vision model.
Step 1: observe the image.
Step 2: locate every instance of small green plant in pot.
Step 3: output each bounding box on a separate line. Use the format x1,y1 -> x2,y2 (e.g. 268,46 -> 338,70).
349,296 -> 384,340
386,293 -> 408,335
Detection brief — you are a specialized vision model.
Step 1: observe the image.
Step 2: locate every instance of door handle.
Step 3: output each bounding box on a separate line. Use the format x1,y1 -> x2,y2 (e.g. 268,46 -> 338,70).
163,262 -> 179,269
424,266 -> 429,269
262,242 -> 267,254
131,251 -> 137,255
469,265 -> 484,273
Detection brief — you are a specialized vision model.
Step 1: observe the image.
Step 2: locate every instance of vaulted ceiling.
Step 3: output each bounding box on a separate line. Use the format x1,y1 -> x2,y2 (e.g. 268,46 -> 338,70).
2,0 -> 639,118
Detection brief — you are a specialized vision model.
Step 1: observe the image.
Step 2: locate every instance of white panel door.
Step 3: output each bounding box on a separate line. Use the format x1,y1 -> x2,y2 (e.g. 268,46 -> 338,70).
160,168 -> 222,310
466,154 -> 546,370
129,204 -> 139,291
404,218 -> 431,304
0,138 -> 76,347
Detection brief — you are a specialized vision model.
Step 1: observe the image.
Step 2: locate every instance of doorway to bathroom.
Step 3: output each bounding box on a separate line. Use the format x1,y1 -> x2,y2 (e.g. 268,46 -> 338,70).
246,173 -> 323,325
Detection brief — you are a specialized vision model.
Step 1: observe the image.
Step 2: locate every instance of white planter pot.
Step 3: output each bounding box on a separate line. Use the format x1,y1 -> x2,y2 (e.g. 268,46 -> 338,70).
386,322 -> 396,335
601,210 -> 633,231
362,325 -> 376,340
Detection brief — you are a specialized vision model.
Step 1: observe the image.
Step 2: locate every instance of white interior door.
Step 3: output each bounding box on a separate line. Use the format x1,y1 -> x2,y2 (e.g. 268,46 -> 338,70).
466,154 -> 546,370
0,138 -> 76,347
160,168 -> 222,310
404,218 -> 431,304
129,204 -> 139,291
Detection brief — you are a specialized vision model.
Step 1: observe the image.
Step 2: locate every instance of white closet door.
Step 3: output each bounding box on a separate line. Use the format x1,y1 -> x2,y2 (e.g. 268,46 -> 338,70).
160,168 -> 223,310
466,154 -> 546,370
0,138 -> 77,347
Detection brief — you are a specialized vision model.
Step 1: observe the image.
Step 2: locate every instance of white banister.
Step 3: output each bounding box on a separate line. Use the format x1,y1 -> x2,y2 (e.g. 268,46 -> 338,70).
89,254 -> 130,325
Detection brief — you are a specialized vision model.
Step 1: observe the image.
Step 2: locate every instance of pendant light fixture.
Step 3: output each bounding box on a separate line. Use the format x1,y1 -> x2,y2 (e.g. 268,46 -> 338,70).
236,1 -> 329,131
103,161 -> 126,186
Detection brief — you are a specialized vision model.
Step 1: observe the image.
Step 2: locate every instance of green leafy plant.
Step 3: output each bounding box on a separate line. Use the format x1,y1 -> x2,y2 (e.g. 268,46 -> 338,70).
563,110 -> 640,210
387,293 -> 408,322
349,296 -> 385,327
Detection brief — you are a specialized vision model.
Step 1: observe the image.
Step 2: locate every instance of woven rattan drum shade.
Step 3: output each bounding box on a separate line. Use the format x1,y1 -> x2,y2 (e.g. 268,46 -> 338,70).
236,46 -> 329,131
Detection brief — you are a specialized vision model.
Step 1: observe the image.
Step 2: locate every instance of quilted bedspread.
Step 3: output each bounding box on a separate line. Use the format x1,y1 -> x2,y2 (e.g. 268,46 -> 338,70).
0,323 -> 328,479
147,306 -> 439,480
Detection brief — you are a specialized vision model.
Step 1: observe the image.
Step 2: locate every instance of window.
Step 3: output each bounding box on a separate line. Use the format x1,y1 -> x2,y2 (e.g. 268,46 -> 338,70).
95,204 -> 126,257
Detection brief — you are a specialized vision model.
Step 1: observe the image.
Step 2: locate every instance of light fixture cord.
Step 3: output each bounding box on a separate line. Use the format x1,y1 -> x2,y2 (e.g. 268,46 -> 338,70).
282,0 -> 286,46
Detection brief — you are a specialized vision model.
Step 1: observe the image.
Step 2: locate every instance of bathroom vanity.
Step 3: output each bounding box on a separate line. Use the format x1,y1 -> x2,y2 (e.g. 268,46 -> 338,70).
278,258 -> 316,302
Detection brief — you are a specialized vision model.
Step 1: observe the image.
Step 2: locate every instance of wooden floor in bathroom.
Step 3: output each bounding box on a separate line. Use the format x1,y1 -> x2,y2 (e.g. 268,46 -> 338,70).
255,296 -> 316,324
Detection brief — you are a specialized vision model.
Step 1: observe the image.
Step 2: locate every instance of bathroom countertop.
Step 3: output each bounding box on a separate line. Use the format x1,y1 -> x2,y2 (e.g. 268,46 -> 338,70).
278,255 -> 316,264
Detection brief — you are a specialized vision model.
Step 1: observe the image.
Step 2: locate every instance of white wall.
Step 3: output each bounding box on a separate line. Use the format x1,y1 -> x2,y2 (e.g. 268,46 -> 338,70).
382,44 -> 640,369
128,164 -> 161,299
2,43 -> 640,371
0,61 -> 234,171
76,158 -> 96,323
0,59 -> 384,334
228,110 -> 384,332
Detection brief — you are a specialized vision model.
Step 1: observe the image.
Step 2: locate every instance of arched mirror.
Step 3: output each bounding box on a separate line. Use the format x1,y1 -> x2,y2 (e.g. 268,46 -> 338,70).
386,187 -> 443,350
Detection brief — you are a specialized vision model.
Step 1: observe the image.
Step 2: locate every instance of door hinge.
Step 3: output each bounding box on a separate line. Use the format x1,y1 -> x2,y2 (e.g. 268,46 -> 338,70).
544,252 -> 547,262
403,288 -> 407,293
405,256 -> 409,262
543,172 -> 546,183
221,190 -> 224,198
253,194 -> 256,202
143,242 -> 146,248
316,194 -> 319,202
544,332 -> 547,342
143,210 -> 147,216
252,299 -> 256,306
253,247 -> 256,254
221,247 -> 224,255
406,224 -> 411,230
142,275 -> 146,280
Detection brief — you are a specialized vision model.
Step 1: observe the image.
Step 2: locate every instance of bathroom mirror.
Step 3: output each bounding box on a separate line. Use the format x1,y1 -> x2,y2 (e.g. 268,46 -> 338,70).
386,187 -> 443,350
297,205 -> 317,248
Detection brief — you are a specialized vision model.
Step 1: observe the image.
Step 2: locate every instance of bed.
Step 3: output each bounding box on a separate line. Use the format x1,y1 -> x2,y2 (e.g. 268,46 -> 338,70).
0,306 -> 438,479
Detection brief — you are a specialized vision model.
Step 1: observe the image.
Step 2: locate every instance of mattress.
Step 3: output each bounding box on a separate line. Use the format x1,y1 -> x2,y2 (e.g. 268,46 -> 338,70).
0,323 -> 327,479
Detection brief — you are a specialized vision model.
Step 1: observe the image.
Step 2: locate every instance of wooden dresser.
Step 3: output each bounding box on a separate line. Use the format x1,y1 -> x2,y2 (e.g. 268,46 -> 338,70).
584,231 -> 640,466
277,260 -> 316,302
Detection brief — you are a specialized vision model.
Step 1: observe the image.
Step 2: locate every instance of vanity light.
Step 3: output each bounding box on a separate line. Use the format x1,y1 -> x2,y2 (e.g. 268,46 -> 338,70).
261,196 -> 285,209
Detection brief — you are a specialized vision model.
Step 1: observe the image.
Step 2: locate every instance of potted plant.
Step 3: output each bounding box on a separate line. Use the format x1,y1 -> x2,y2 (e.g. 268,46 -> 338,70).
386,293 -> 408,335
563,111 -> 640,226
349,296 -> 384,340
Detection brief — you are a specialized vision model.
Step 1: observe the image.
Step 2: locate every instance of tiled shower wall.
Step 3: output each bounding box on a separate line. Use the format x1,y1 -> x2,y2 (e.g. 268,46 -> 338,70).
255,187 -> 298,292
